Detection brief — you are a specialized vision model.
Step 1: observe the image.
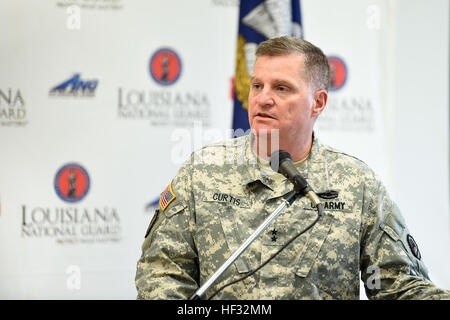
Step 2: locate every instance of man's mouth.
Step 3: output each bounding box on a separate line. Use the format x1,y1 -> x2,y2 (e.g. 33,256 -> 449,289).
255,112 -> 276,119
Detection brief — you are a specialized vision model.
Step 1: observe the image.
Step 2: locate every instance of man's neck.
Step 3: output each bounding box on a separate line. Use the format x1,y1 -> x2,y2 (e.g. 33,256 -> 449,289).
251,132 -> 313,162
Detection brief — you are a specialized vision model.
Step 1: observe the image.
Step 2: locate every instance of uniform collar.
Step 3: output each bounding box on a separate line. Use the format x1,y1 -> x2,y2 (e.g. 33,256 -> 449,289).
241,132 -> 323,190
241,133 -> 272,189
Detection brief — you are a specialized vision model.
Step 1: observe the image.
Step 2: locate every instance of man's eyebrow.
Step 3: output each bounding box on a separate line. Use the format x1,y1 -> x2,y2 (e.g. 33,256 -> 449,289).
272,79 -> 293,86
250,77 -> 292,85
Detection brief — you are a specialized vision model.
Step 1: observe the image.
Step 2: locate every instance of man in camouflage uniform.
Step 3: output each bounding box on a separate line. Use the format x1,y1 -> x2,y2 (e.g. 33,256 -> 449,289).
135,36 -> 450,299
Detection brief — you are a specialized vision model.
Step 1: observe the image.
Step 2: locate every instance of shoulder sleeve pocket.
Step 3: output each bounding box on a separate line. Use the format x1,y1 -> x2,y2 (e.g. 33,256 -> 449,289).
163,202 -> 187,218
379,222 -> 400,242
141,202 -> 188,253
379,212 -> 430,279
379,211 -> 411,257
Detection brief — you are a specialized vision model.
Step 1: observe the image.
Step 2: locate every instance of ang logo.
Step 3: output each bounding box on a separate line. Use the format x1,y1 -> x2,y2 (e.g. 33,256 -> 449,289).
50,73 -> 98,97
145,196 -> 160,213
149,48 -> 182,86
327,56 -> 347,91
54,163 -> 90,203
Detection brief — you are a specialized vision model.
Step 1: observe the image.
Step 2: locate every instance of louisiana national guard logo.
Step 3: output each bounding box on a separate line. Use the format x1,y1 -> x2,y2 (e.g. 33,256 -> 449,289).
149,48 -> 182,86
54,163 -> 90,203
327,56 -> 348,91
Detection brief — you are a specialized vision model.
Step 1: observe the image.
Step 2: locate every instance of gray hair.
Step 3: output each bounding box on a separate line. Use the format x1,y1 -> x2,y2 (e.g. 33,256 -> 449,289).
256,36 -> 330,92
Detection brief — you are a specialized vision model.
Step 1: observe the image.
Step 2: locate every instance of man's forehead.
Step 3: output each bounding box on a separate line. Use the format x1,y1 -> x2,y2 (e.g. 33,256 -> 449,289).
254,53 -> 305,71
252,53 -> 306,80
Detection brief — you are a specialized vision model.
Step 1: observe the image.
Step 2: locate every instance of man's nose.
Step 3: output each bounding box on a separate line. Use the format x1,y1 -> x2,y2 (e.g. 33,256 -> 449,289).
256,88 -> 275,107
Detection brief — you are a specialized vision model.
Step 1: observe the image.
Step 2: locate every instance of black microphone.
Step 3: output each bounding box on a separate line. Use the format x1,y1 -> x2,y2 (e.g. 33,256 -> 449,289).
270,150 -> 321,207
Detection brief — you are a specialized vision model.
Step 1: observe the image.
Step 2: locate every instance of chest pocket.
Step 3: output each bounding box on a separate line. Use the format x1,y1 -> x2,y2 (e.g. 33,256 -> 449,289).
261,205 -> 333,278
202,192 -> 254,274
293,213 -> 332,277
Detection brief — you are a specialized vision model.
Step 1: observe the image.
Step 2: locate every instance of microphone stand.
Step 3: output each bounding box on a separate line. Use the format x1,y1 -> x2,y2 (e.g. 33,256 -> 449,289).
189,190 -> 301,300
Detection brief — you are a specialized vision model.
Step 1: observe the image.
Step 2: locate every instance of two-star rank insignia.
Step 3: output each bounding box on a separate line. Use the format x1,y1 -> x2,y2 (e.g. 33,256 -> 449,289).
271,229 -> 278,242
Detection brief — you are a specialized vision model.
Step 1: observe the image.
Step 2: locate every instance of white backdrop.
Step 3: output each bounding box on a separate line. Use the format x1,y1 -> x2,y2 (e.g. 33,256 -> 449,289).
0,0 -> 448,299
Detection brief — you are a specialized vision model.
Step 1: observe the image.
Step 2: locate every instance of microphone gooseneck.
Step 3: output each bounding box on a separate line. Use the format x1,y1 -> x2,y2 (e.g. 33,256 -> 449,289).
270,150 -> 322,207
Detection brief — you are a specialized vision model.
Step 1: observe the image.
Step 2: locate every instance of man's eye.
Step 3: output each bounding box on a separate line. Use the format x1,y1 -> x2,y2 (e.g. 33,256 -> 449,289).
252,83 -> 261,89
278,86 -> 288,92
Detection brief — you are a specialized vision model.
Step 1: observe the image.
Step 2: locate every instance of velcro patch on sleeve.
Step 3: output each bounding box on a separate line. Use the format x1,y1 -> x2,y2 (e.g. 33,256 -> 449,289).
144,209 -> 159,238
159,183 -> 176,211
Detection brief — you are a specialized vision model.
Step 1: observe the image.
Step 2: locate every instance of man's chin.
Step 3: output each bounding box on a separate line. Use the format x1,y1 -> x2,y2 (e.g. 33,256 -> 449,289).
249,127 -> 281,157
250,126 -> 280,136
249,126 -> 281,146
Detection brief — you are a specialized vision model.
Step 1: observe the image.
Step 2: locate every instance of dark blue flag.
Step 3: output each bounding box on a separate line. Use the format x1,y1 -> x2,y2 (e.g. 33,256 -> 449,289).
232,0 -> 303,136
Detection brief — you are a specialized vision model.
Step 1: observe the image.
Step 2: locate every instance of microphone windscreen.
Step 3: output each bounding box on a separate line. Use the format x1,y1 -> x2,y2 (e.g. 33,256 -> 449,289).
270,150 -> 292,173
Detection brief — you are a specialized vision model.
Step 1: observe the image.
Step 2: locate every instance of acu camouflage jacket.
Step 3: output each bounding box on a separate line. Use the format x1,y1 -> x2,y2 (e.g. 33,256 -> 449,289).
135,134 -> 450,300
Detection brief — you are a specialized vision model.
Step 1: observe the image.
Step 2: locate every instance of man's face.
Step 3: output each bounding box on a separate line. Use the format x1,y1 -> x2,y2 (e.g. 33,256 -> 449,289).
248,53 -> 316,142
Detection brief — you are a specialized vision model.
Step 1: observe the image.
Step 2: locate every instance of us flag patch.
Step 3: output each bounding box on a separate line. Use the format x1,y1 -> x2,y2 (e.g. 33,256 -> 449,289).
159,183 -> 176,211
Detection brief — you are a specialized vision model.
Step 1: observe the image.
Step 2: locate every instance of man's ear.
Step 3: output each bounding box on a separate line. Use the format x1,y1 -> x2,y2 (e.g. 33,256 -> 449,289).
311,89 -> 328,117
